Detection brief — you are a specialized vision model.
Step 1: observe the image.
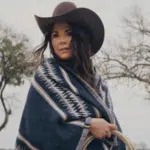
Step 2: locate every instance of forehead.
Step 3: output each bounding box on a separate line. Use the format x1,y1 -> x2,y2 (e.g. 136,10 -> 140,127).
52,22 -> 71,31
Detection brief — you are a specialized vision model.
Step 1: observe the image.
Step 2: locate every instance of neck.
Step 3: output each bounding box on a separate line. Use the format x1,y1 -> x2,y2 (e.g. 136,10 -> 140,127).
53,54 -> 75,69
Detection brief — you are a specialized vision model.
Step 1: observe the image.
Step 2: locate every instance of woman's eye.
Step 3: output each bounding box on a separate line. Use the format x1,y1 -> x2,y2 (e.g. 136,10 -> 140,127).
66,30 -> 72,36
52,33 -> 58,38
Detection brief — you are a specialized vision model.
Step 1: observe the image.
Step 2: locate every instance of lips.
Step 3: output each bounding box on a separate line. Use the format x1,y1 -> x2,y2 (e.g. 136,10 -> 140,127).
59,48 -> 70,52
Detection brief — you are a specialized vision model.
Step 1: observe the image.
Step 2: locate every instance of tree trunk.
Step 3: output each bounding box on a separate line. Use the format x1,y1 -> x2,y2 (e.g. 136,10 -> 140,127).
0,81 -> 9,132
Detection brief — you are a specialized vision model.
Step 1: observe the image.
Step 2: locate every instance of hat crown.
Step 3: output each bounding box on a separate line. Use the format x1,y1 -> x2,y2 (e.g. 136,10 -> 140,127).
52,2 -> 77,17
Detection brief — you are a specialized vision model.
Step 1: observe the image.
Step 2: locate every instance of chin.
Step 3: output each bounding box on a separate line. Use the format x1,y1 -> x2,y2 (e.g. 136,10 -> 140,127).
59,54 -> 73,60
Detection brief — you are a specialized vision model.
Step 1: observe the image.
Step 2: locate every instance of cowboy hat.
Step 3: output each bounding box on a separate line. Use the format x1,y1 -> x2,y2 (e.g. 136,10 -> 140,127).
34,1 -> 105,56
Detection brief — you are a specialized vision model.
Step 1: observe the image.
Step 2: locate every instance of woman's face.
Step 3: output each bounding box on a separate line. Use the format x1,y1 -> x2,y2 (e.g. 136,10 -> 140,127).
51,22 -> 73,60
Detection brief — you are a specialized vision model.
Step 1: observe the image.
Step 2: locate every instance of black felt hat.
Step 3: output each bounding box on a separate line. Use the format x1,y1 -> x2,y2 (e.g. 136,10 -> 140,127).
34,1 -> 105,56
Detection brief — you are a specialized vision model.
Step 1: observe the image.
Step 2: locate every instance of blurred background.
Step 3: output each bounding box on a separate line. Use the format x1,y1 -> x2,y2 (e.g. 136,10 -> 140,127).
0,0 -> 150,149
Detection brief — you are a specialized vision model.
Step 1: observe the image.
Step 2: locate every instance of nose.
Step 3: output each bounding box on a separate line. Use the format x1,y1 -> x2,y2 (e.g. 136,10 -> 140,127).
59,36 -> 68,45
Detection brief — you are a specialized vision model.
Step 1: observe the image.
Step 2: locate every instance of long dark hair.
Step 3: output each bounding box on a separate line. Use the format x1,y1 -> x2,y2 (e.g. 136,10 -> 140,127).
31,22 -> 96,89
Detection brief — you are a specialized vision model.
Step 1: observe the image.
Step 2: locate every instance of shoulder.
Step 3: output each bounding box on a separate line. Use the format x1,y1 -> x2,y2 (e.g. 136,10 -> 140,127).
33,57 -> 62,86
101,78 -> 108,88
34,57 -> 55,74
94,67 -> 108,89
40,57 -> 55,68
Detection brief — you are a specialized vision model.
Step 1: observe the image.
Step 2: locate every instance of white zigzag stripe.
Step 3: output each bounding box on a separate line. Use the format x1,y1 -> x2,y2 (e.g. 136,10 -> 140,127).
38,66 -> 79,118
32,77 -> 67,120
59,67 -> 90,117
46,63 -> 91,117
38,62 -> 91,118
46,60 -> 62,82
59,67 -> 78,94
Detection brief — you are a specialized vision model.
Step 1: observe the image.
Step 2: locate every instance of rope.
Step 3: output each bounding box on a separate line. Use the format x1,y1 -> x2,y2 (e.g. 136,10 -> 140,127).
112,130 -> 136,150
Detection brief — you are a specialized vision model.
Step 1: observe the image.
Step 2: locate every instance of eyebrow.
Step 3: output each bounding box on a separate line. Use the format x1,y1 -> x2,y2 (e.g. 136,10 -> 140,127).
52,27 -> 71,33
66,28 -> 71,31
52,30 -> 58,34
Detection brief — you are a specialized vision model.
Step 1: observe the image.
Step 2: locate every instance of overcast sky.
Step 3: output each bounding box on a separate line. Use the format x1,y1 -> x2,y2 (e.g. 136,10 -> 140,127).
0,0 -> 150,148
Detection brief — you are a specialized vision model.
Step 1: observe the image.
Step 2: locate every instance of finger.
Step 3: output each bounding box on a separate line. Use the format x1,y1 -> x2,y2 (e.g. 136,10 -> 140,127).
109,124 -> 117,130
106,131 -> 112,138
98,134 -> 105,139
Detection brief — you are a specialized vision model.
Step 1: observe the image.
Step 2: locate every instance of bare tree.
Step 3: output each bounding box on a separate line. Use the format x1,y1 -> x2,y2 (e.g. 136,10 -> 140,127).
95,6 -> 150,99
0,22 -> 33,132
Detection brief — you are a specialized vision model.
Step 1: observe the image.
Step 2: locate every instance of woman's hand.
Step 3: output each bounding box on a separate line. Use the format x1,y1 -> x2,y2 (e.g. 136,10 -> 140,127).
89,118 -> 116,139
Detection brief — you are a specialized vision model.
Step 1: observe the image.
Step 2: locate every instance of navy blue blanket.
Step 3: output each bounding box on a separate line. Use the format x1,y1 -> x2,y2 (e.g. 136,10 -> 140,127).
15,58 -> 126,150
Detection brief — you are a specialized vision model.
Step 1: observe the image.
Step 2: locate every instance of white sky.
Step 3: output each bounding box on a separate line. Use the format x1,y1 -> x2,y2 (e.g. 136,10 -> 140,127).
0,0 -> 150,148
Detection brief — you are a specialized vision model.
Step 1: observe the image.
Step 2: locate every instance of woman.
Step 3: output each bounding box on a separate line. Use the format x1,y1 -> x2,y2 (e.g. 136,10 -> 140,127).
16,2 -> 126,150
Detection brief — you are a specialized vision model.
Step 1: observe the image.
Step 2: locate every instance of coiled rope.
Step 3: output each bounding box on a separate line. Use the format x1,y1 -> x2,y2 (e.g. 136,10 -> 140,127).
112,130 -> 136,150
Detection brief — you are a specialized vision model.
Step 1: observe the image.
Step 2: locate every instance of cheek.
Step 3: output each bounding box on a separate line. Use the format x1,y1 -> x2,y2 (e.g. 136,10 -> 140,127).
68,37 -> 72,45
51,39 -> 59,55
51,39 -> 57,50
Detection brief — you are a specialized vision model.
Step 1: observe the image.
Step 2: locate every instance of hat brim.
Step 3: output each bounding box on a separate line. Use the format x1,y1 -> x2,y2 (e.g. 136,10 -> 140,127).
34,8 -> 105,56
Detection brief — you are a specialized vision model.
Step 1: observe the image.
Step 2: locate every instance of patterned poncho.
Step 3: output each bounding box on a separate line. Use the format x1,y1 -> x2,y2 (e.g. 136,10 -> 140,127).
16,58 -> 126,150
